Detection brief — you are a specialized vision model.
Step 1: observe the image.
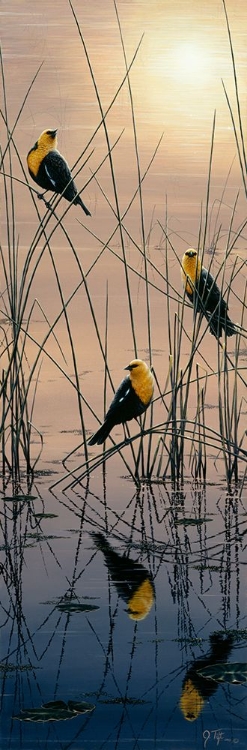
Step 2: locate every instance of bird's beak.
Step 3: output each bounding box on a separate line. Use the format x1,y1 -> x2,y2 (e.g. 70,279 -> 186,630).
51,129 -> 57,137
124,365 -> 131,371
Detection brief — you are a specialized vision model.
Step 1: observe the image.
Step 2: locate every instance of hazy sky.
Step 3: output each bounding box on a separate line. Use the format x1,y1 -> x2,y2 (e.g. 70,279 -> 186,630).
1,0 -> 246,246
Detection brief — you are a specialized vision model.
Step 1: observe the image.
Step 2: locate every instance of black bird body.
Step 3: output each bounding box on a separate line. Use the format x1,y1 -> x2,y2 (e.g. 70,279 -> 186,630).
88,359 -> 154,445
27,129 -> 91,215
181,248 -> 237,338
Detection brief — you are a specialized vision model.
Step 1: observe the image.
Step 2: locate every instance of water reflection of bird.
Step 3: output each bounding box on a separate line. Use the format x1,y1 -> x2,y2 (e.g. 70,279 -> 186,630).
27,129 -> 91,215
180,632 -> 234,722
88,359 -> 154,445
181,248 -> 237,338
92,532 -> 155,621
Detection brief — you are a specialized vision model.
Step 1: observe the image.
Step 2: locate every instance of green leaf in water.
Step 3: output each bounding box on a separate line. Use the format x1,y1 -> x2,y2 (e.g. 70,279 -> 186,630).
34,513 -> 58,519
0,662 -> 38,674
67,700 -> 95,713
2,495 -> 37,502
56,602 -> 99,613
197,662 -> 247,684
26,533 -> 68,540
175,517 -> 212,526
13,707 -> 76,722
42,701 -> 68,709
13,699 -> 95,722
99,697 -> 148,705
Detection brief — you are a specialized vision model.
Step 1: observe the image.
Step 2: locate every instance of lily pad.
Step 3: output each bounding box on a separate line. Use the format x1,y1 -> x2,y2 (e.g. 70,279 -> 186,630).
26,533 -> 68,541
43,701 -> 67,709
174,517 -> 212,526
13,699 -> 95,722
33,513 -> 58,519
56,602 -> 99,613
67,700 -> 95,713
2,495 -> 37,502
99,697 -> 148,705
0,663 -> 37,674
13,707 -> 76,722
197,662 -> 247,684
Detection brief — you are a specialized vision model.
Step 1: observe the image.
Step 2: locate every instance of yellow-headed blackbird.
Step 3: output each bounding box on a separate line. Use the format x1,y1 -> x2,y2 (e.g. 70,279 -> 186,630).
27,129 -> 91,215
92,532 -> 155,621
181,248 -> 237,338
180,632 -> 233,721
88,358 -> 154,445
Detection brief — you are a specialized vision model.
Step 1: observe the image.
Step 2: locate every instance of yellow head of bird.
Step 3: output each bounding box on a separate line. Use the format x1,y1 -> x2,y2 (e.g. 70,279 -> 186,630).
184,248 -> 198,259
124,359 -> 154,406
181,248 -> 201,291
37,128 -> 58,152
124,358 -> 149,374
27,129 -> 58,176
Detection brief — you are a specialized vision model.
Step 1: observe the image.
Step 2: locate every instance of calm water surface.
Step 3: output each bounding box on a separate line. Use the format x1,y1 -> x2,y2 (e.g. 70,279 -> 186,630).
1,1 -> 247,748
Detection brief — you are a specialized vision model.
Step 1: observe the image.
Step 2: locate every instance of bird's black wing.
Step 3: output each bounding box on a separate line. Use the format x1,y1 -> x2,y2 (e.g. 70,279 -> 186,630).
197,267 -> 237,337
41,151 -> 77,199
105,376 -> 146,426
198,268 -> 225,312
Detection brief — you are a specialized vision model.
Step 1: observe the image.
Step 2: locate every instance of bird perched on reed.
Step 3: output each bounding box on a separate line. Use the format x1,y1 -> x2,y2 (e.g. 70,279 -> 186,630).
181,248 -> 237,338
27,129 -> 91,215
88,359 -> 154,445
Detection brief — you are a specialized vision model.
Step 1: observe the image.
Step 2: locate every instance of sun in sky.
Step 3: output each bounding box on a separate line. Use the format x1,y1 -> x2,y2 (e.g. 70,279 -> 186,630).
170,41 -> 212,83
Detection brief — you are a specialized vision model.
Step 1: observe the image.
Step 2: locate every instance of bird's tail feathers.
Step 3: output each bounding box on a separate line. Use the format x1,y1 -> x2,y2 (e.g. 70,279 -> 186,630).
206,311 -> 238,338
88,420 -> 112,445
225,318 -> 238,337
76,195 -> 91,216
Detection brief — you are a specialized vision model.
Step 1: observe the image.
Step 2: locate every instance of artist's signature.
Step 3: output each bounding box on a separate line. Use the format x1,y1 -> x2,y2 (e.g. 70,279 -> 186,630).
203,730 -> 239,748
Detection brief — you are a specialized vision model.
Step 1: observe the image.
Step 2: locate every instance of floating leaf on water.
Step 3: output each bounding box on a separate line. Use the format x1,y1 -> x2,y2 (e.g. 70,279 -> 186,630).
197,662 -> 247,684
172,637 -> 204,645
35,470 -> 58,476
42,701 -> 68,709
13,706 -> 76,722
2,495 -> 37,502
34,513 -> 58,519
192,565 -> 221,572
56,602 -> 99,613
99,697 -> 148,705
67,528 -> 81,533
13,698 -> 95,722
26,533 -> 68,540
174,517 -> 212,526
225,629 -> 247,641
67,700 -> 95,713
60,429 -> 81,435
0,662 -> 38,674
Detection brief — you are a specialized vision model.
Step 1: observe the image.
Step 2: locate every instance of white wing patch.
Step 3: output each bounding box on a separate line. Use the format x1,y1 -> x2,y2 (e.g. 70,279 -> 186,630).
119,388 -> 130,403
44,163 -> 56,188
